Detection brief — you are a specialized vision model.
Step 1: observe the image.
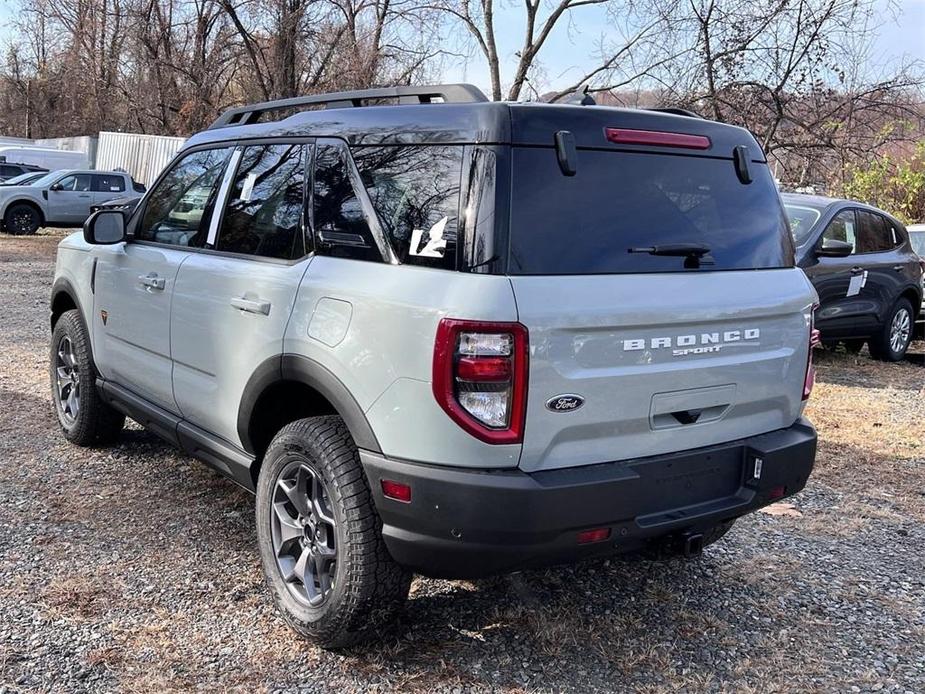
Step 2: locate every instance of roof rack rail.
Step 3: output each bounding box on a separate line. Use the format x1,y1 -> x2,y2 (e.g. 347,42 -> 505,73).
646,107 -> 704,119
209,84 -> 489,130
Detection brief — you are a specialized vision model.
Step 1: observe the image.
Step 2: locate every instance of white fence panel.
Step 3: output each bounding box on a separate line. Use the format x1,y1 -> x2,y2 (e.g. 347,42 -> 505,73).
95,132 -> 186,185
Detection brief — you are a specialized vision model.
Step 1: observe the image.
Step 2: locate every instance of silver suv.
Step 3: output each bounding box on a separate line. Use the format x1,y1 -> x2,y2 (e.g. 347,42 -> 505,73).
50,85 -> 819,648
2,169 -> 137,235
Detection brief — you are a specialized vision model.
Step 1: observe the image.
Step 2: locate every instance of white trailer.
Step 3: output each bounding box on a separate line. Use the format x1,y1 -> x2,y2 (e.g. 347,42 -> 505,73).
0,146 -> 89,170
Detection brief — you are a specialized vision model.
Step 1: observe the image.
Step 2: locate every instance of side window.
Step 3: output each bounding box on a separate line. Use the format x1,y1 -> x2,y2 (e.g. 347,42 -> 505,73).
856,211 -> 894,253
0,165 -> 19,177
56,174 -> 92,191
822,209 -> 857,252
136,148 -> 232,248
93,174 -> 125,193
352,145 -> 462,270
216,144 -> 307,260
312,143 -> 382,262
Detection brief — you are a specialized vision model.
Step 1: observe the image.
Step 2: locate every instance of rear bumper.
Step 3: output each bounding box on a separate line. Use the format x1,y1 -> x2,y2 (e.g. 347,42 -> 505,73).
361,418 -> 817,578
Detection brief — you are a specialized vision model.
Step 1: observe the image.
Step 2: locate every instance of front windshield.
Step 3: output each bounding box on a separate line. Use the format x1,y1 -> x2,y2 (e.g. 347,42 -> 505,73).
784,204 -> 823,245
29,171 -> 66,188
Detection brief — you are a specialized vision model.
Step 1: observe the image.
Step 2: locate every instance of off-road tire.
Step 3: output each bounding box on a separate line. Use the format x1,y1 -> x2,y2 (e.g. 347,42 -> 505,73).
50,309 -> 125,445
4,202 -> 42,235
256,416 -> 411,649
868,297 -> 914,362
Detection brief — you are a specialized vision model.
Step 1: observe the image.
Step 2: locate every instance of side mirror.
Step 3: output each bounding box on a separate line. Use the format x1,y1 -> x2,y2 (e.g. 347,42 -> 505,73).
816,238 -> 853,258
84,210 -> 126,245
49,183 -> 62,192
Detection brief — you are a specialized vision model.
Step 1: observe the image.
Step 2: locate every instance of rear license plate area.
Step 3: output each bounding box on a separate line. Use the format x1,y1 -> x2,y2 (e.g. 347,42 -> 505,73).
629,448 -> 743,514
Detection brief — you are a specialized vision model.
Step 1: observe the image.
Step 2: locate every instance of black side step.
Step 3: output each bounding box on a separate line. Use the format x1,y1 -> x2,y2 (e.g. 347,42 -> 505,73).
98,379 -> 256,492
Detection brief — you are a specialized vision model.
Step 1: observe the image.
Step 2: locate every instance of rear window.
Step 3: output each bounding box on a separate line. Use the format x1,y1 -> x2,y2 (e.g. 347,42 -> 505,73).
910,231 -> 925,257
508,148 -> 793,274
784,204 -> 822,245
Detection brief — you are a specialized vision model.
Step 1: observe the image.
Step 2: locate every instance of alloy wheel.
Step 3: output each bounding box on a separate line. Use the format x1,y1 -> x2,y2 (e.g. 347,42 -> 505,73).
889,308 -> 911,354
10,209 -> 36,235
270,461 -> 338,607
54,336 -> 80,424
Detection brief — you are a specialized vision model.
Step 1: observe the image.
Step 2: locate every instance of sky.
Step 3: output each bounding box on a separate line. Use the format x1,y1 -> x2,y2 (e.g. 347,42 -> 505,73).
0,0 -> 922,98
443,0 -> 925,95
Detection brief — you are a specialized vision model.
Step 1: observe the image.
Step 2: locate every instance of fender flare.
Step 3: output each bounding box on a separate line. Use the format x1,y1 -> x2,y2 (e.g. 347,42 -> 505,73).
237,354 -> 382,456
50,276 -> 85,328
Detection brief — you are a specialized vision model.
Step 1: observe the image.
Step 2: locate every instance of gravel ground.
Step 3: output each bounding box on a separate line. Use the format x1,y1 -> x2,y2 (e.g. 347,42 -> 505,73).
1,230 -> 924,693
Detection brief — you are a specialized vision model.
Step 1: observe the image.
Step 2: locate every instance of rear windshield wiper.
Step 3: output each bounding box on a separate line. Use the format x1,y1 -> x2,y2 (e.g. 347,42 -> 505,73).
627,243 -> 711,257
628,243 -> 714,268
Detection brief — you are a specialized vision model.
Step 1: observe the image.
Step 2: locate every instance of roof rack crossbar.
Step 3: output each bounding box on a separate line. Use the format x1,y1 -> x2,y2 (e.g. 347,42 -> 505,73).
209,84 -> 489,130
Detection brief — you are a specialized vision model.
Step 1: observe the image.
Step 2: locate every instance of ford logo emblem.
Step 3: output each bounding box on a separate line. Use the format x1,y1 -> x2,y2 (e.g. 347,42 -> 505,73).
545,394 -> 585,412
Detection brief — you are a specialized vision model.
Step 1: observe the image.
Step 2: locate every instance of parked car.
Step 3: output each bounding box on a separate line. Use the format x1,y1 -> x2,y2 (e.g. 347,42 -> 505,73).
0,162 -> 47,182
0,170 -> 49,186
0,170 -> 137,235
0,146 -> 88,171
908,223 -> 925,337
782,193 -> 923,360
51,84 -> 818,648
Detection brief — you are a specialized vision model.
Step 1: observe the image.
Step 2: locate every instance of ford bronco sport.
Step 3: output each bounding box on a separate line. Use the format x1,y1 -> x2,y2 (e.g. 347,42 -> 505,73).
50,84 -> 818,648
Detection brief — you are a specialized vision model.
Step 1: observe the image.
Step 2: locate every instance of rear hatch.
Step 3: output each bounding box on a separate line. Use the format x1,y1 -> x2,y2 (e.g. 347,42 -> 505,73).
505,128 -> 816,472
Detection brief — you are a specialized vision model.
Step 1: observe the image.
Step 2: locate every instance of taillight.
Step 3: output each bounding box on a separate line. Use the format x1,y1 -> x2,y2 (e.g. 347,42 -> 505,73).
433,319 -> 529,444
604,127 -> 711,150
803,305 -> 821,401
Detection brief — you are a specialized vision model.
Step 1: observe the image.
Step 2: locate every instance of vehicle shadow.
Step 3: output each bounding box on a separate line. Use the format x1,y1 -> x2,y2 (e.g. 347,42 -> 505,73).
330,537 -> 825,690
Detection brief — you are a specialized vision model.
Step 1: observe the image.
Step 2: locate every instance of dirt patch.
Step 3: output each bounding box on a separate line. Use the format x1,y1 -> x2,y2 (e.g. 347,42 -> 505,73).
1,232 -> 923,693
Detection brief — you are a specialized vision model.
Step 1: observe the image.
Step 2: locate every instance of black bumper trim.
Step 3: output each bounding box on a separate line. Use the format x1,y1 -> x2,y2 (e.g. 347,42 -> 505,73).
361,418 -> 817,578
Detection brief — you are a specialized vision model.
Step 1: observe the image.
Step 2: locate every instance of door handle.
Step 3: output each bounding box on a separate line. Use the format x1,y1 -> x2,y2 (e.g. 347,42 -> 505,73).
850,266 -> 864,274
231,296 -> 271,315
893,265 -> 905,272
138,273 -> 166,291
78,194 -> 91,198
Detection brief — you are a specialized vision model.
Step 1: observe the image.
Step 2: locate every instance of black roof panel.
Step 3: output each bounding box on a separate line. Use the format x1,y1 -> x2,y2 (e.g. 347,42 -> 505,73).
184,97 -> 765,161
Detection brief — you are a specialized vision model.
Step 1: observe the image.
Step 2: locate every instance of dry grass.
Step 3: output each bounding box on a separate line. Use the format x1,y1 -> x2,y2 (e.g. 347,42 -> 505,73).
805,344 -> 925,520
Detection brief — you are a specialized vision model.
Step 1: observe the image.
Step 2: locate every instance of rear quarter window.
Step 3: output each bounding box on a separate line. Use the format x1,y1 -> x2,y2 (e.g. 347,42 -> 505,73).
352,145 -> 462,270
508,148 -> 793,275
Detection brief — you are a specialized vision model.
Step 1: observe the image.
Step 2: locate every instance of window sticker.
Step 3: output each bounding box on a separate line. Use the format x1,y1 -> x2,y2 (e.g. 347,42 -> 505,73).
240,173 -> 258,203
409,216 -> 449,258
847,270 -> 868,297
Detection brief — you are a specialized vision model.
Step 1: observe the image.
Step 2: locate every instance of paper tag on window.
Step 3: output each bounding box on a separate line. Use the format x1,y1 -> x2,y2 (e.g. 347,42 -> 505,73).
240,173 -> 257,203
847,270 -> 867,297
410,216 -> 449,258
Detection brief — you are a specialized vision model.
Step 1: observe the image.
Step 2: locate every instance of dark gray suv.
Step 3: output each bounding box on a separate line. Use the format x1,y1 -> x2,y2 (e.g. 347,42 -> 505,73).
783,193 -> 923,360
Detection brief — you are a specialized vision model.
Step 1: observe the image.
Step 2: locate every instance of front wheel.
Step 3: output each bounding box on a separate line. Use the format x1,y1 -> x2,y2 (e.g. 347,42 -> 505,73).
255,416 -> 411,649
869,298 -> 913,362
4,203 -> 41,235
50,310 -> 125,445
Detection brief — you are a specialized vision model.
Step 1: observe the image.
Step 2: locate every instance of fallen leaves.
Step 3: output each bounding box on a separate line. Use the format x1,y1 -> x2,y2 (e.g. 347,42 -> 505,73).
760,502 -> 803,517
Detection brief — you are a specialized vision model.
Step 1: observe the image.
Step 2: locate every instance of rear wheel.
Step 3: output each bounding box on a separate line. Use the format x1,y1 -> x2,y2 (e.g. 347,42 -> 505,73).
4,202 -> 41,235
869,298 -> 913,362
50,310 -> 125,445
256,416 -> 411,649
